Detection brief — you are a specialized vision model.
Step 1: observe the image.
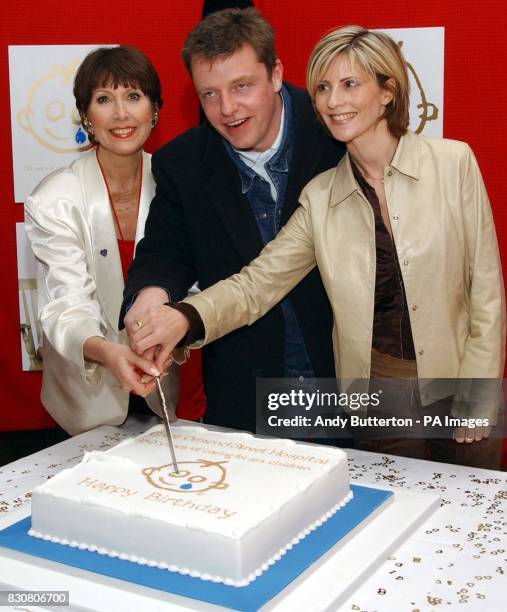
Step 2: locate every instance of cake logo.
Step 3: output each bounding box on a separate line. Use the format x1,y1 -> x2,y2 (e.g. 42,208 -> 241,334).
17,59 -> 92,154
400,41 -> 439,134
142,460 -> 229,493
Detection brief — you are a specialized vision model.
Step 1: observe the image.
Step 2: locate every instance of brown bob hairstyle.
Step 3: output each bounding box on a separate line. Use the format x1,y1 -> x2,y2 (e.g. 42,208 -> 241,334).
73,46 -> 163,140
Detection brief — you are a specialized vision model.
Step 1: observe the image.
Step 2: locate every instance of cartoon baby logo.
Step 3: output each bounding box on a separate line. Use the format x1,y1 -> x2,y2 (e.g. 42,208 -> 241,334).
142,460 -> 229,494
398,41 -> 439,134
17,59 -> 92,153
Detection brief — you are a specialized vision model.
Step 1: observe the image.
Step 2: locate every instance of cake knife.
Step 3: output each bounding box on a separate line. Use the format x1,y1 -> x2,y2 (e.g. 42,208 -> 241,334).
155,376 -> 180,474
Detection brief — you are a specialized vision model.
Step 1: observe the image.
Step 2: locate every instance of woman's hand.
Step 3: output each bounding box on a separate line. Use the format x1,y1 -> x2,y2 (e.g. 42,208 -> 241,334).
83,337 -> 160,397
453,425 -> 491,444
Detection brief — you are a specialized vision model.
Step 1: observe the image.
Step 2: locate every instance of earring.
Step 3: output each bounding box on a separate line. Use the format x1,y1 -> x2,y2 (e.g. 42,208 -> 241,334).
82,116 -> 94,135
151,111 -> 159,128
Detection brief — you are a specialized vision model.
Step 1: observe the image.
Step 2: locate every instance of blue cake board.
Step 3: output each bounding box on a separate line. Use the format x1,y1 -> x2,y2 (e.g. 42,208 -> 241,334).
0,485 -> 391,611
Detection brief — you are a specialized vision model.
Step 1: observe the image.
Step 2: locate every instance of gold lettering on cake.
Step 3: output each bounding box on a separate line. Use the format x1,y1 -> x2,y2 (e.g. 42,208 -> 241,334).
268,449 -> 329,464
143,492 -> 236,520
77,477 -> 138,497
172,435 -> 328,466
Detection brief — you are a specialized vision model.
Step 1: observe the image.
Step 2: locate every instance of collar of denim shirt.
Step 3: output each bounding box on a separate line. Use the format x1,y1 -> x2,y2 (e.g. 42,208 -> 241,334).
223,84 -> 292,195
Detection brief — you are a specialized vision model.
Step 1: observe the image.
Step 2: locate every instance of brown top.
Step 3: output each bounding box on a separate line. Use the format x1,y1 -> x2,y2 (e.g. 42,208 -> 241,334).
167,301 -> 204,347
174,165 -> 417,362
351,163 -> 416,360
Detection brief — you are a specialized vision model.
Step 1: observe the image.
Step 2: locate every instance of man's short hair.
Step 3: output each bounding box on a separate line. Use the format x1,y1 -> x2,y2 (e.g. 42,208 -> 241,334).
182,7 -> 277,76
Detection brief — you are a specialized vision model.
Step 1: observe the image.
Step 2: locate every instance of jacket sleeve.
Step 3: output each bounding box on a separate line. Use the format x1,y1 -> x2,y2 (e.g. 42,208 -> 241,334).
452,145 -> 506,419
24,174 -> 107,384
120,152 -> 197,326
183,202 -> 317,346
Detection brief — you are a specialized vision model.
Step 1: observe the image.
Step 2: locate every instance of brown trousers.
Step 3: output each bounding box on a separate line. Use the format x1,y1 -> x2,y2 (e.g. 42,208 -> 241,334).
354,350 -> 503,470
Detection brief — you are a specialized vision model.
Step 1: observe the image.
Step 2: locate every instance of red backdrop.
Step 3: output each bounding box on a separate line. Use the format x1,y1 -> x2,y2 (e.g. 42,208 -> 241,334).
0,0 -> 505,432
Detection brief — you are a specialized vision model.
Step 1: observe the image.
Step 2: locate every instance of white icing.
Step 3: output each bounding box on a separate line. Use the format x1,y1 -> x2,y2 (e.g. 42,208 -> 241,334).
29,424 -> 351,586
28,493 -> 352,585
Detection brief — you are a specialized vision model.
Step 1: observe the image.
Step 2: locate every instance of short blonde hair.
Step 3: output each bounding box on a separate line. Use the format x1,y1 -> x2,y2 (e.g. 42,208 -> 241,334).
307,25 -> 409,138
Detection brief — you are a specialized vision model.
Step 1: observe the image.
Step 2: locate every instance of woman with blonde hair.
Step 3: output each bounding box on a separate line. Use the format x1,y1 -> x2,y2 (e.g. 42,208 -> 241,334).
130,26 -> 505,468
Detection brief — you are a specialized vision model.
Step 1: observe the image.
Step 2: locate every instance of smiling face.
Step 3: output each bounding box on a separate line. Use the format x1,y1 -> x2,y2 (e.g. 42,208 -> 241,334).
17,63 -> 89,153
143,460 -> 229,493
314,55 -> 393,148
85,84 -> 153,157
191,44 -> 283,152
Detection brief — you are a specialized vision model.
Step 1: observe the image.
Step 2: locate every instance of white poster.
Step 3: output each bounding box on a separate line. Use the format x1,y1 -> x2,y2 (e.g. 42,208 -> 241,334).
16,222 -> 41,371
9,44 -> 112,203
378,27 -> 444,137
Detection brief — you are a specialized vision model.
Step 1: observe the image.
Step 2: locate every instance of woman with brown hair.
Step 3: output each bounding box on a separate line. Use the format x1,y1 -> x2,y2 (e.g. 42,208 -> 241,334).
25,46 -> 191,435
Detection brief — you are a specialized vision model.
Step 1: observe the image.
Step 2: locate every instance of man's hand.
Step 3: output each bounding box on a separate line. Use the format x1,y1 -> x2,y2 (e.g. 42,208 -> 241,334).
129,305 -> 190,374
83,337 -> 159,397
453,425 -> 491,444
124,287 -> 169,339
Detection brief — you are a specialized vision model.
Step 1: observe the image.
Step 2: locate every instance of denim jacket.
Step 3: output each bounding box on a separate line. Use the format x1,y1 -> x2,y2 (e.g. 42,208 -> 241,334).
224,86 -> 313,377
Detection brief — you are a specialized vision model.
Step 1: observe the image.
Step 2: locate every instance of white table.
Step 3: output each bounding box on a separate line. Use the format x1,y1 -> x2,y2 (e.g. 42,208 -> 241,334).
0,416 -> 505,611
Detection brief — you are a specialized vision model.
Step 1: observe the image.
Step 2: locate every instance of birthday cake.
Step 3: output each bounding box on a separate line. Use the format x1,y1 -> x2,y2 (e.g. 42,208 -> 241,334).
29,424 -> 352,586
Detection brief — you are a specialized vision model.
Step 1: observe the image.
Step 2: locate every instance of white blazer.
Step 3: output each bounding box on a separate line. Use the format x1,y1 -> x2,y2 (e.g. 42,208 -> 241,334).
25,149 -> 168,435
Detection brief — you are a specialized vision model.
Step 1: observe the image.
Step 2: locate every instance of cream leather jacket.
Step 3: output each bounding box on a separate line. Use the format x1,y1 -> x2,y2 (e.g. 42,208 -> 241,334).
185,131 -> 505,416
25,149 -> 171,435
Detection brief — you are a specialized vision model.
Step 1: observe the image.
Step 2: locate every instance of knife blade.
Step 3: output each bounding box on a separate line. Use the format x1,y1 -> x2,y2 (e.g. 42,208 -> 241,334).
155,376 -> 180,474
